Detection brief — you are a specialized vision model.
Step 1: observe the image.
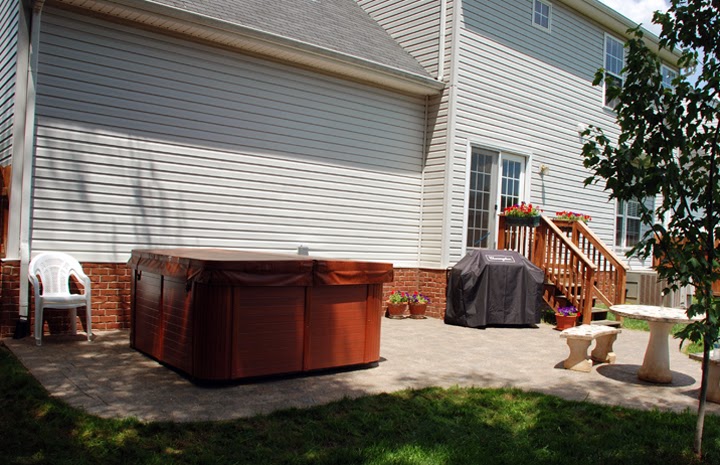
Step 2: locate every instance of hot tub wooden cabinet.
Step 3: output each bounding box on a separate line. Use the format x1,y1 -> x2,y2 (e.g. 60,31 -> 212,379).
129,249 -> 393,381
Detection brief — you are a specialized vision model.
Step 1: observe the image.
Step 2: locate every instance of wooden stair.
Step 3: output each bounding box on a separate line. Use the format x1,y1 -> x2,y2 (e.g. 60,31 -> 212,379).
500,214 -> 628,325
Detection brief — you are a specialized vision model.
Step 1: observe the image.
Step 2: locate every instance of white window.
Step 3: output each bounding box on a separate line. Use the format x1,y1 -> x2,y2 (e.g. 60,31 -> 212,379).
661,65 -> 678,90
616,198 -> 653,249
466,148 -> 497,249
465,148 -> 527,250
604,35 -> 624,108
533,0 -> 551,30
500,156 -> 524,212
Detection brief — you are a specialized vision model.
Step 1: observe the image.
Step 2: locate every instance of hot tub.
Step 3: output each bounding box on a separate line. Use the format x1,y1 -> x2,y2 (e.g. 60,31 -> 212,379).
129,248 -> 393,381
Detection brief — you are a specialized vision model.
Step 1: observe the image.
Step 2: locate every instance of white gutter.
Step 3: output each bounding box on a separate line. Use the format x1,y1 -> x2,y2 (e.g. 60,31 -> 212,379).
440,0 -> 463,269
18,0 -> 44,325
437,0 -> 447,81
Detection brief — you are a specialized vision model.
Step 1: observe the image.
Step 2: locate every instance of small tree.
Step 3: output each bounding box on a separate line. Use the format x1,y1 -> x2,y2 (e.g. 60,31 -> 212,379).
581,0 -> 719,457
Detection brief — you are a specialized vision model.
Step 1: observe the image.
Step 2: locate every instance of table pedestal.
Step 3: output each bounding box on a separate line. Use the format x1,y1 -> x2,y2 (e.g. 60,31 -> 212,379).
637,321 -> 674,384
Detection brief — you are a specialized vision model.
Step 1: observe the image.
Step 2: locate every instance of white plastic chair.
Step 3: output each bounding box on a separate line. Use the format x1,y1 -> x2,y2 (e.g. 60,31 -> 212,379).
28,252 -> 92,346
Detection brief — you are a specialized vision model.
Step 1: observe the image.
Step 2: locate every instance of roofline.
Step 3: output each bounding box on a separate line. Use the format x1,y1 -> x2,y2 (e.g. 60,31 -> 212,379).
48,0 -> 444,96
557,0 -> 683,66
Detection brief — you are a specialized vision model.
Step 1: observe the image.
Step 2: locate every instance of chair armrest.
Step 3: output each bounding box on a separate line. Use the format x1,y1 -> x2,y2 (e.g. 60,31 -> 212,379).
70,269 -> 92,294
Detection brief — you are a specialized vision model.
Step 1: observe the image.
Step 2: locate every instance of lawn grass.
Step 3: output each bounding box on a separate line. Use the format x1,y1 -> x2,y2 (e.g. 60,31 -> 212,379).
2,345 -> 720,464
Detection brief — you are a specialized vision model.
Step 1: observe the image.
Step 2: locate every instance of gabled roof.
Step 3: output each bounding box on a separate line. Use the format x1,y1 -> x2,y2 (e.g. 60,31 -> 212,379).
148,0 -> 432,77
52,0 -> 444,96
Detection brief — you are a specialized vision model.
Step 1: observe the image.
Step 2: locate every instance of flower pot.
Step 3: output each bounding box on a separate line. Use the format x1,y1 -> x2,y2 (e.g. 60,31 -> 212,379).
554,313 -> 578,331
386,302 -> 407,319
505,215 -> 541,227
408,303 -> 427,319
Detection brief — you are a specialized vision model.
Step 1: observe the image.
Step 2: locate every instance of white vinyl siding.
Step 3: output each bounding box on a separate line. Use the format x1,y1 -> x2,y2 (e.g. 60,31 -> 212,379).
0,0 -> 19,165
358,0 -> 451,267
445,0 -> 620,264
357,0 -> 442,77
32,9 -> 427,265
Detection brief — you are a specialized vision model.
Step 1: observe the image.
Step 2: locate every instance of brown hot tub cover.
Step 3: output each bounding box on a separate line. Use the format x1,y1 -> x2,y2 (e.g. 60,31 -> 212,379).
128,248 -> 393,381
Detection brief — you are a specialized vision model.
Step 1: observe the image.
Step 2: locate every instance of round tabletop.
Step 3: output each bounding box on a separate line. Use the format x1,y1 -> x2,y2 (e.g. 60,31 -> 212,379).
609,304 -> 700,324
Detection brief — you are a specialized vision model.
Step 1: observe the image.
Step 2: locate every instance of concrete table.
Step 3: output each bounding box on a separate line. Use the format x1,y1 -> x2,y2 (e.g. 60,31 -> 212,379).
610,304 -> 700,384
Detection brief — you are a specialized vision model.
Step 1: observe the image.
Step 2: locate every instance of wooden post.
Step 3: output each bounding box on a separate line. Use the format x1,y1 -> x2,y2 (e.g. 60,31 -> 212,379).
497,215 -> 506,250
532,218 -> 547,269
583,266 -> 595,325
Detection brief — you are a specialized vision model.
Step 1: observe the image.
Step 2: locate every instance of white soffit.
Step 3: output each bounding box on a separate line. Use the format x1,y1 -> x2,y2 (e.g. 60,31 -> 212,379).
48,0 -> 445,96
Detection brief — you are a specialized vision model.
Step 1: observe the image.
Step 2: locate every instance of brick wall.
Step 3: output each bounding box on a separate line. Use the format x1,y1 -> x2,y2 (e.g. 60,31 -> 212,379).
0,261 -> 20,337
0,261 -> 132,339
0,263 -> 448,338
382,267 -> 448,319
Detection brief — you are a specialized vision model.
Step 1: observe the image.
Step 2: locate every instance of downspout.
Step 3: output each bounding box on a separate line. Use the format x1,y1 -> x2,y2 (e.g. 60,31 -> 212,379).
437,0 -> 447,81
17,0 -> 44,334
417,95 -> 429,267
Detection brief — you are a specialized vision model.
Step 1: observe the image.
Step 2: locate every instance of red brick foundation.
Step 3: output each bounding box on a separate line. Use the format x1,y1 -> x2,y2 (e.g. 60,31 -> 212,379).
0,261 -> 21,338
0,263 -> 448,338
0,260 -> 132,339
382,267 -> 448,319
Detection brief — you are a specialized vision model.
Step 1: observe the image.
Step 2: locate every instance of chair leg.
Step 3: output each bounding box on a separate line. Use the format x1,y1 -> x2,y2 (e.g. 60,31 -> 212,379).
35,305 -> 43,346
591,333 -> 618,364
70,307 -> 78,336
563,338 -> 592,372
86,301 -> 92,341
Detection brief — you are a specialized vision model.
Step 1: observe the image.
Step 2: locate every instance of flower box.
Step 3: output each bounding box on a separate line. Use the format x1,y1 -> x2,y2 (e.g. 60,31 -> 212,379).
505,215 -> 541,227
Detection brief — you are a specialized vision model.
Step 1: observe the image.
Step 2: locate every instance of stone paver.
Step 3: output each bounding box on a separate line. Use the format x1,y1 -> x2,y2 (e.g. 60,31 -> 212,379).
3,318 -> 719,422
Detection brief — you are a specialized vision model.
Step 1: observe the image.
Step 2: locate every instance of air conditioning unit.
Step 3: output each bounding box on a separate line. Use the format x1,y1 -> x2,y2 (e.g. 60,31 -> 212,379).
625,270 -> 692,309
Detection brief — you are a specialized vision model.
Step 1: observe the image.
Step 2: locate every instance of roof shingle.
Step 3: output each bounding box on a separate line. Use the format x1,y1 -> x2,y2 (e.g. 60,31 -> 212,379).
145,0 -> 433,78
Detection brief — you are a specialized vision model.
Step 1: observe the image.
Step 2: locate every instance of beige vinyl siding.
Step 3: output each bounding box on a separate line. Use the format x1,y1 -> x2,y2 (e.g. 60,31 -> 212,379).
0,0 -> 19,165
32,9 -> 427,265
357,0 -> 442,77
446,0 -> 620,263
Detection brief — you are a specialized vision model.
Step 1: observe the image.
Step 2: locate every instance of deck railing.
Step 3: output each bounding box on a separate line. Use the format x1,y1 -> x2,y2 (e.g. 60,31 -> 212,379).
498,215 -> 597,324
553,220 -> 628,308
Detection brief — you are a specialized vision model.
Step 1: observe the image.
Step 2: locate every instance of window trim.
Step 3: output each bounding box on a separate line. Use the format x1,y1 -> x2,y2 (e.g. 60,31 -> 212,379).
661,64 -> 678,90
462,142 -> 533,254
615,198 -> 653,251
532,0 -> 552,32
603,33 -> 625,109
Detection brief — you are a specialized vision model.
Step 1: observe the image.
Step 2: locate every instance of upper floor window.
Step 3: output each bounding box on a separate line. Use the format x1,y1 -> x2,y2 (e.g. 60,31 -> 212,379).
661,65 -> 678,90
604,35 -> 624,108
533,0 -> 552,30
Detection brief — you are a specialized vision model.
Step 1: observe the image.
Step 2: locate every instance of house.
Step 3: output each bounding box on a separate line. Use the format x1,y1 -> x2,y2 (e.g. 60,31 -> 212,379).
0,0 -> 680,338
357,0 -> 683,309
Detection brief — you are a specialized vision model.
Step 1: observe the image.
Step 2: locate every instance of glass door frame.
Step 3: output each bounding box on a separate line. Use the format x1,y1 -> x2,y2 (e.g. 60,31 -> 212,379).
462,143 -> 532,252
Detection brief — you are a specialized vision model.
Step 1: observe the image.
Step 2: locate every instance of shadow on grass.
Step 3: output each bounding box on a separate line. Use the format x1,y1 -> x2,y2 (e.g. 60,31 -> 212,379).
1,346 -> 718,465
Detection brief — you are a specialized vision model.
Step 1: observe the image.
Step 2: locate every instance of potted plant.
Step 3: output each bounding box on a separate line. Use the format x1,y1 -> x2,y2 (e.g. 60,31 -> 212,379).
408,292 -> 431,319
555,306 -> 579,330
386,290 -> 409,319
503,202 -> 541,227
554,210 -> 592,223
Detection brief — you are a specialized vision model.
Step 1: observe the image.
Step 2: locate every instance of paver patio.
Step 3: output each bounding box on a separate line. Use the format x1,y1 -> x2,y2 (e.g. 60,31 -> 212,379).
4,317 -> 719,422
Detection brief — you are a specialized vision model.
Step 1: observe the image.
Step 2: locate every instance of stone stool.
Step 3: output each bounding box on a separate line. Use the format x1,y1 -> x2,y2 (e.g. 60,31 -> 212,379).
689,352 -> 720,403
560,325 -> 622,372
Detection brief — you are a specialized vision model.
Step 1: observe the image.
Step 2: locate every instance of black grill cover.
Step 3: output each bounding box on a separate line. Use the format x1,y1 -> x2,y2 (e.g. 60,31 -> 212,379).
445,250 -> 545,327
